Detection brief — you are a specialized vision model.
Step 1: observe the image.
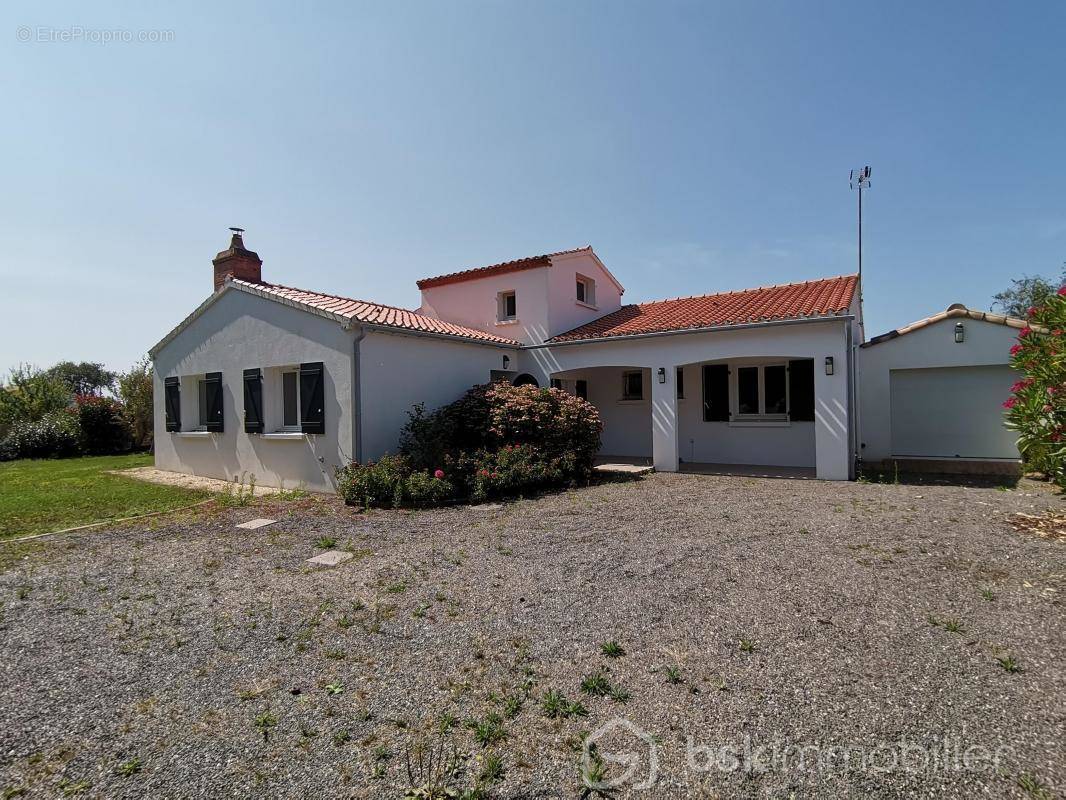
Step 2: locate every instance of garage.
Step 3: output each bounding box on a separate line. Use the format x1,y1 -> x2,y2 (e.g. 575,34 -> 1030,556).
858,304 -> 1025,472
888,365 -> 1017,458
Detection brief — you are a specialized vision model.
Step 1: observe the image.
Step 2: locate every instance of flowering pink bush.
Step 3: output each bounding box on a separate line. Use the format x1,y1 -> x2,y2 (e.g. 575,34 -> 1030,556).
1004,286 -> 1066,487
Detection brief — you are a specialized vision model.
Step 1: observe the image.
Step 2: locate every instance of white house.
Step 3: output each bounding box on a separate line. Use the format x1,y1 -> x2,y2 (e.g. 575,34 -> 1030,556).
149,231 -> 1021,492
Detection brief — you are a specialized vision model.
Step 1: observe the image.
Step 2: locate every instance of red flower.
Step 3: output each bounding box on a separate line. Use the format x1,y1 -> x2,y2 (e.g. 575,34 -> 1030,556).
433,469 -> 445,479
1019,327 -> 1032,338
1054,329 -> 1063,337
1002,397 -> 1017,409
1028,306 -> 1038,316
1010,344 -> 1022,355
1059,285 -> 1066,296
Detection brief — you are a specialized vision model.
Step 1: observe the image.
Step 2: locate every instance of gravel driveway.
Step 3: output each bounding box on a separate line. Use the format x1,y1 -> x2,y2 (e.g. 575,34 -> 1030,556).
1,473 -> 1063,799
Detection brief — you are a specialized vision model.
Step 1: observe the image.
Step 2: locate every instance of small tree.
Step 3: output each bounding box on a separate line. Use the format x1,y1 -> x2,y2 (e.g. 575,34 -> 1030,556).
992,265 -> 1066,318
117,357 -> 154,449
1003,286 -> 1066,487
45,361 -> 116,396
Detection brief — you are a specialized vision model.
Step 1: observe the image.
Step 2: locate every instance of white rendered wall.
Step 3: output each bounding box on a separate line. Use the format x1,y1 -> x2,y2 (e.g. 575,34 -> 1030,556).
858,316 -> 1020,463
152,289 -> 356,492
545,250 -> 624,339
357,330 -> 517,461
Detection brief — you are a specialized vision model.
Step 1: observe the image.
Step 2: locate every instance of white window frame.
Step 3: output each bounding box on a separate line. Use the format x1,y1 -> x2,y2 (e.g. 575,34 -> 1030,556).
733,362 -> 789,421
196,378 -> 210,430
576,274 -> 597,308
497,290 -> 517,322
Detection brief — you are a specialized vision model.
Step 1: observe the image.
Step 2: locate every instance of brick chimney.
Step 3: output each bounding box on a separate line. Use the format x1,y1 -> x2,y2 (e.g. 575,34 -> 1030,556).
212,227 -> 262,291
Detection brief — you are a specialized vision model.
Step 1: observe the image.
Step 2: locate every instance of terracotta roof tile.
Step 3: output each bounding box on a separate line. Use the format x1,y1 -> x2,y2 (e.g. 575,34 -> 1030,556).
231,279 -> 520,346
549,275 -> 858,342
416,247 -> 591,290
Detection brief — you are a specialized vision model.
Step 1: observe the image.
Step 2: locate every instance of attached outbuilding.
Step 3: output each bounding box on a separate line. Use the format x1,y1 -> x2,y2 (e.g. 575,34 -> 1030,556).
857,305 -> 1024,474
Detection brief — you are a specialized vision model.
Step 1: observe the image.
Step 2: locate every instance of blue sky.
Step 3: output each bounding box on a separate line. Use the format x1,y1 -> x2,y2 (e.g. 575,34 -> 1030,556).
2,1 -> 1064,373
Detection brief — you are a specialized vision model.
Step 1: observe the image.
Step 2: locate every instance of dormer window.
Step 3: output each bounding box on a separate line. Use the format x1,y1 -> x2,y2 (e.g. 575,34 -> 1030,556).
497,290 -> 517,322
576,275 -> 596,307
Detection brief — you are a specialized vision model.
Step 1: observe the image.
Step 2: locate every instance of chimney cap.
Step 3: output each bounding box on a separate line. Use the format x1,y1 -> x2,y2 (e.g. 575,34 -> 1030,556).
229,226 -> 245,235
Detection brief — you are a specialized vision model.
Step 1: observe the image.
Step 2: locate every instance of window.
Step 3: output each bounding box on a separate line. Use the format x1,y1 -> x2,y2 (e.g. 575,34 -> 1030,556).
282,370 -> 300,428
764,365 -> 787,414
576,275 -> 596,306
622,370 -> 643,400
498,291 -> 517,321
736,364 -> 789,418
197,379 -> 210,428
575,379 -> 588,400
676,367 -> 685,399
550,378 -> 563,390
737,367 -> 759,415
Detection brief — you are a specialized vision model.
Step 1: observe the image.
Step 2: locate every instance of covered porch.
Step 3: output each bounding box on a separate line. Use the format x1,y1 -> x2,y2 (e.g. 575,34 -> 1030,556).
519,317 -> 855,480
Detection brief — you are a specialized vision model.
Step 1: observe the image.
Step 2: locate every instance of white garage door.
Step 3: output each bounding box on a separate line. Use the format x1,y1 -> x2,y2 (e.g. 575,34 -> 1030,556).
889,365 -> 1019,459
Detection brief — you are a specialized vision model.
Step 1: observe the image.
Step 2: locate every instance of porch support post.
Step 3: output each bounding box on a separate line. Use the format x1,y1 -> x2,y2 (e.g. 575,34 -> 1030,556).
814,337 -> 851,480
651,366 -> 679,472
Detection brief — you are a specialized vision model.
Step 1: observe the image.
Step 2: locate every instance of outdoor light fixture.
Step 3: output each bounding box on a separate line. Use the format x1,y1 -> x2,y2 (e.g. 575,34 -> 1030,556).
502,355 -> 510,370
657,367 -> 667,384
954,322 -> 965,343
825,357 -> 834,376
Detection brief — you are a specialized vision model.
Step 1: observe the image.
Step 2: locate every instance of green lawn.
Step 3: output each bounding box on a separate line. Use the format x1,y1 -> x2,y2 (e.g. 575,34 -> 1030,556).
0,454 -> 211,539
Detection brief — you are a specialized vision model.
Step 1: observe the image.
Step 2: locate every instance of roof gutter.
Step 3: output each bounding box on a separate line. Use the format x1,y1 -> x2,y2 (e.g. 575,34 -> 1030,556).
526,313 -> 855,350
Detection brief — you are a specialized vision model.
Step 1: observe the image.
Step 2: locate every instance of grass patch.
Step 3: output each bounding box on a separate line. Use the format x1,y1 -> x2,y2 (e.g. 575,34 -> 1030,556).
0,454 -> 209,538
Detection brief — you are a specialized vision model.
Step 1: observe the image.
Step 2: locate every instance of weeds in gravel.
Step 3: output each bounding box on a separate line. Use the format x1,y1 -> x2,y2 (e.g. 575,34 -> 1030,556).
216,474 -> 258,508
1017,773 -> 1053,799
543,689 -> 588,719
324,648 -> 346,660
333,729 -> 351,746
471,713 -> 507,747
580,670 -> 612,697
609,685 -> 631,703
325,682 -> 344,695
403,728 -> 461,798
600,641 -> 625,658
580,744 -> 610,799
503,693 -> 525,719
997,655 -> 1021,673
928,615 -> 966,633
438,712 -> 458,733
664,665 -> 683,684
254,711 -> 278,741
315,536 -> 337,549
478,752 -> 505,783
15,586 -> 30,600
116,757 -> 142,777
739,638 -> 757,652
981,588 -> 996,601
386,581 -> 408,594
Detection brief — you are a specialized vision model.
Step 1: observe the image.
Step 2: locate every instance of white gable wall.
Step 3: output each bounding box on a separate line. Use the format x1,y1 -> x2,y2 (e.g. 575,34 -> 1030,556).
417,266 -> 551,345
545,251 -> 624,339
152,289 -> 356,492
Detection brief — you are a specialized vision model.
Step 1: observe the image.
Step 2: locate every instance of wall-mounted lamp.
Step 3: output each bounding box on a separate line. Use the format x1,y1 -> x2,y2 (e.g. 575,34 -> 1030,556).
657,367 -> 667,384
502,355 -> 511,370
954,322 -> 964,343
824,356 -> 834,376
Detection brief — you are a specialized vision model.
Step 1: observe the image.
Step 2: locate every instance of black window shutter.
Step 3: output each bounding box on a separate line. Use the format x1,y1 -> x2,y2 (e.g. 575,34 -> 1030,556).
788,359 -> 815,421
300,362 -> 325,434
205,371 -> 224,432
243,368 -> 263,433
164,376 -> 181,432
702,364 -> 730,421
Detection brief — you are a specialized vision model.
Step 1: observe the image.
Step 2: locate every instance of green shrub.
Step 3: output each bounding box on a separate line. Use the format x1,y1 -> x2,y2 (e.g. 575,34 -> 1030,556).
469,444 -> 570,502
403,470 -> 454,506
1004,285 -> 1066,486
0,364 -> 72,439
0,411 -> 81,461
398,384 -> 494,471
74,395 -> 132,454
336,454 -> 411,508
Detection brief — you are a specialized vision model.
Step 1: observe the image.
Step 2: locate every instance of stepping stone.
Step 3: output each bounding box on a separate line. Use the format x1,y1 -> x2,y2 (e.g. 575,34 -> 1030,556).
470,503 -> 503,511
236,518 -> 276,530
307,550 -> 353,567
